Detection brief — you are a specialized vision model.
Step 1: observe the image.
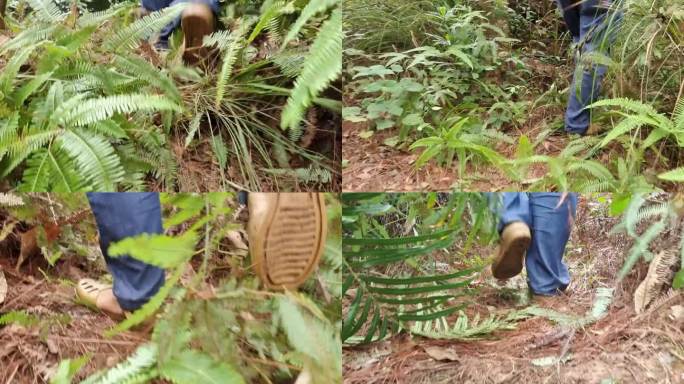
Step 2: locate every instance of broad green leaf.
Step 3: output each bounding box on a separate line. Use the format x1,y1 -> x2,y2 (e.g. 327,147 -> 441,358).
108,232 -> 198,268
160,349 -> 245,384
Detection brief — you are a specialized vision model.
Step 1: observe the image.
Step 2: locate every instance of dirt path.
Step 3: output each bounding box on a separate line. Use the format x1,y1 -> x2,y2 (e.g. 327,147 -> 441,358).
342,198 -> 684,383
0,257 -> 148,383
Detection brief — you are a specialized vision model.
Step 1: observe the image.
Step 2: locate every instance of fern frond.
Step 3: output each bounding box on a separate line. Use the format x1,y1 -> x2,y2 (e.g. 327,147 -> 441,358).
54,94 -> 181,127
281,0 -> 339,48
81,343 -> 158,384
56,129 -> 125,191
18,149 -> 51,192
0,310 -> 40,326
77,3 -> 131,28
25,0 -> 67,23
105,3 -> 188,52
0,24 -> 58,54
281,8 -> 341,131
589,97 -> 661,117
214,19 -> 254,107
247,0 -> 286,45
159,349 -> 245,384
113,55 -> 181,102
0,45 -> 38,96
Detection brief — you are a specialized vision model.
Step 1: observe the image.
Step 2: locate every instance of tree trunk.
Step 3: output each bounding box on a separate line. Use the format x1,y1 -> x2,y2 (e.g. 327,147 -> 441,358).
0,0 -> 7,30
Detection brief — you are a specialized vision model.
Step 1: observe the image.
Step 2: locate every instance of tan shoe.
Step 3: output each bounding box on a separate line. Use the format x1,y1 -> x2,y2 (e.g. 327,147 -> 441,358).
75,279 -> 125,320
248,193 -> 327,290
491,222 -> 531,279
585,123 -> 603,136
181,3 -> 214,65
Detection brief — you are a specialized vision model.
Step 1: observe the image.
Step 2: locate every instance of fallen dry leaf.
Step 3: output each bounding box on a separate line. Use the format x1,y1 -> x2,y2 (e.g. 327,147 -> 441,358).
423,346 -> 459,362
0,269 -> 6,304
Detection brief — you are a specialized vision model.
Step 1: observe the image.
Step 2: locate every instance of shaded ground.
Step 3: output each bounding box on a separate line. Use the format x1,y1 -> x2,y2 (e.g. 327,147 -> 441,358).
343,197 -> 684,383
0,256 -> 146,383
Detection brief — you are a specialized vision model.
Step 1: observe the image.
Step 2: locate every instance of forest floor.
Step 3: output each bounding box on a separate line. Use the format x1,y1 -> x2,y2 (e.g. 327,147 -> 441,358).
341,52 -> 678,193
0,207 -> 248,383
0,255 -> 147,383
342,198 -> 684,383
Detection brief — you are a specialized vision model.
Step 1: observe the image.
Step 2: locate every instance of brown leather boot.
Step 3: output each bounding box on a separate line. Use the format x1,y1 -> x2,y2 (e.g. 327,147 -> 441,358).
181,3 -> 214,65
492,222 -> 531,279
248,193 -> 327,290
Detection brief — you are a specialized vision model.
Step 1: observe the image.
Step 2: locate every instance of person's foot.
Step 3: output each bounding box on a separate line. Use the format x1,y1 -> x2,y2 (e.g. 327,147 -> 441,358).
76,279 -> 125,320
492,221 -> 531,279
181,3 -> 214,65
585,123 -> 603,136
248,193 -> 327,290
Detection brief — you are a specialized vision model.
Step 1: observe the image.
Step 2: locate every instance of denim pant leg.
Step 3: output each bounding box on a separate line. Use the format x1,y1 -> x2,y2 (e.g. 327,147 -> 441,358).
525,193 -> 577,295
556,0 -> 581,43
141,0 -> 221,46
497,193 -> 532,233
564,0 -> 616,134
87,193 -> 166,311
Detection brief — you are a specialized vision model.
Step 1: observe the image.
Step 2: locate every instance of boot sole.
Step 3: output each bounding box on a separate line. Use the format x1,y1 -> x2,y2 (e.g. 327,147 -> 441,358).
258,194 -> 327,289
492,224 -> 530,279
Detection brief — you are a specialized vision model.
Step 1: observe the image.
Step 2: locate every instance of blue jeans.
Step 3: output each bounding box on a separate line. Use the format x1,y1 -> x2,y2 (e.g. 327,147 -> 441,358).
142,0 -> 220,48
87,193 -> 165,311
496,193 -> 577,295
556,0 -> 619,134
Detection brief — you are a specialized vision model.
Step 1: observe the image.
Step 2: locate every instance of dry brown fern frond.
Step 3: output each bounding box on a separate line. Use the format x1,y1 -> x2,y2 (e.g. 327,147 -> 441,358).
634,250 -> 680,314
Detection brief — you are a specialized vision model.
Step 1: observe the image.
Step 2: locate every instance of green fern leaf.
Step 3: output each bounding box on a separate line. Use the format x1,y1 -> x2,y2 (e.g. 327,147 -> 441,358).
25,0 -> 66,23
81,343 -> 158,384
108,232 -> 198,268
56,128 -> 125,191
658,167 -> 684,182
55,94 -> 181,127
281,8 -> 341,131
281,0 -> 338,48
160,349 -> 245,384
105,3 -> 188,52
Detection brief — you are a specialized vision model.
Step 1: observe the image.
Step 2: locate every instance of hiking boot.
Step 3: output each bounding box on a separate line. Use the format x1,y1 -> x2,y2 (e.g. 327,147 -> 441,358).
248,193 -> 327,290
181,3 -> 214,65
492,221 -> 531,279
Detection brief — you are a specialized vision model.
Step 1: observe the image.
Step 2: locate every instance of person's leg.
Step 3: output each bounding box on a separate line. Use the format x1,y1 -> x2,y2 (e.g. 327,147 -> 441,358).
141,0 -> 219,52
556,0 -> 581,43
491,193 -> 532,279
525,193 -> 577,295
86,193 -> 165,311
564,0 -> 618,134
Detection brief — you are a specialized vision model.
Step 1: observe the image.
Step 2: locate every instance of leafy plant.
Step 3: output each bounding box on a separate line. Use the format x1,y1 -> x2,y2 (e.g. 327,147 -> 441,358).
342,193 -> 498,344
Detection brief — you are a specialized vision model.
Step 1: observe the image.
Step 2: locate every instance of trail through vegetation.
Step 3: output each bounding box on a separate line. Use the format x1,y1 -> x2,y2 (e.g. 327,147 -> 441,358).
0,0 -> 342,192
342,193 -> 684,383
342,0 -> 683,193
0,192 -> 342,383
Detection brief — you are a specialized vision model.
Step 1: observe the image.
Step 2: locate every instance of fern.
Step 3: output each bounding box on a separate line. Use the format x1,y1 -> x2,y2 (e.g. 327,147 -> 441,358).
56,129 -> 125,191
81,343 -> 158,384
0,310 -> 40,326
412,308 -> 534,339
214,18 -> 254,107
53,94 -> 181,127
280,8 -> 341,132
105,3 -> 189,52
281,0 -> 338,48
25,0 -> 66,23
159,349 -> 245,384
343,194 -> 485,344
